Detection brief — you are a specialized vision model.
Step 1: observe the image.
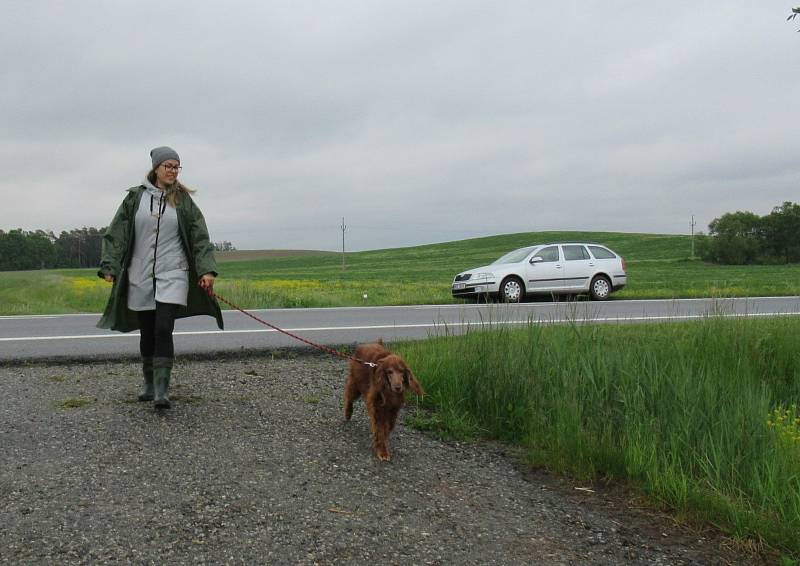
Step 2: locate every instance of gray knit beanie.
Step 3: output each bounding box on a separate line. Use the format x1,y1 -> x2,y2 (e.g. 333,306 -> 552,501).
150,146 -> 180,169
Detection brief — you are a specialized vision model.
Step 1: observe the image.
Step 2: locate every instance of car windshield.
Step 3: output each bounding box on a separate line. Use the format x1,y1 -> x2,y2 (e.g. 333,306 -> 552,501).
491,246 -> 536,265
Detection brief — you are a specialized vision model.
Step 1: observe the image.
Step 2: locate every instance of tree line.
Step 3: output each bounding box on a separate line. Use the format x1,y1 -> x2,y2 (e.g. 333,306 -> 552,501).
0,228 -> 235,272
697,201 -> 800,265
0,227 -> 105,271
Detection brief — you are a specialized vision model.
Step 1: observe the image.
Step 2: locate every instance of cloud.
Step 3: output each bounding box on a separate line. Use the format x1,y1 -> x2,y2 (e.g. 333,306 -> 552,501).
1,2 -> 797,250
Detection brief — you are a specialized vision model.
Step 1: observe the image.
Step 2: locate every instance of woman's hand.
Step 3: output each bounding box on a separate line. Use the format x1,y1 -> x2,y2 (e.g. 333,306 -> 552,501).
103,274 -> 115,283
198,273 -> 216,295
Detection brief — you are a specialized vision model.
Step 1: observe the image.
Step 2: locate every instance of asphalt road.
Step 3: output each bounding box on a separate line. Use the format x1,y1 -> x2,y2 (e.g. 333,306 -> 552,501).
1,296 -> 799,362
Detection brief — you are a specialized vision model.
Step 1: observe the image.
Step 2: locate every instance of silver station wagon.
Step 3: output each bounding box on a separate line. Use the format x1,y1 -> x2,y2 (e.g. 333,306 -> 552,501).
452,243 -> 627,302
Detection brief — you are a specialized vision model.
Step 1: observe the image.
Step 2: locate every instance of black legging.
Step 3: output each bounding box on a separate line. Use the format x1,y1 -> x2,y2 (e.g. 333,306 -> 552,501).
137,302 -> 179,360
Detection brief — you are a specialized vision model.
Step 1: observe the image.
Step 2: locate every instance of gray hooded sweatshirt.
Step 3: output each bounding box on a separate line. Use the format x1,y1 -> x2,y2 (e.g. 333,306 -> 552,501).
126,179 -> 189,310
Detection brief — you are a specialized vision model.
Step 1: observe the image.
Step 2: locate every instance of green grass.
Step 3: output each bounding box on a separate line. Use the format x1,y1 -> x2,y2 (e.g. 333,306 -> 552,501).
621,259 -> 800,299
56,397 -> 94,409
0,269 -> 111,315
1,231 -> 798,315
394,316 -> 800,556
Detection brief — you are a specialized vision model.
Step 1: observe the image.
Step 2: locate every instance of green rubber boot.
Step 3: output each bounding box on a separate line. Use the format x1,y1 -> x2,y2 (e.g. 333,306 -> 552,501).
153,361 -> 173,409
137,357 -> 155,402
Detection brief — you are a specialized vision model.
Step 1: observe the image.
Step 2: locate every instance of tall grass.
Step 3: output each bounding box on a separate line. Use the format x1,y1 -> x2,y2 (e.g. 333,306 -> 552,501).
397,316 -> 800,555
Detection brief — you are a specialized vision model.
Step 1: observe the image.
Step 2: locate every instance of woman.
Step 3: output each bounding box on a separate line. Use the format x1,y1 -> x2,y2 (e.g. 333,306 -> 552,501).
98,146 -> 223,409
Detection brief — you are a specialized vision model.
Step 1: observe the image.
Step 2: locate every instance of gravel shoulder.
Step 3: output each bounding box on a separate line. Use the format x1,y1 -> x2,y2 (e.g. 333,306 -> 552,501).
0,350 -> 773,565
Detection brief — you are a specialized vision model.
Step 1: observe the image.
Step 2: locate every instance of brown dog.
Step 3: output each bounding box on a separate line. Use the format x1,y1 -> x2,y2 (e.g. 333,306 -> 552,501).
344,340 -> 424,461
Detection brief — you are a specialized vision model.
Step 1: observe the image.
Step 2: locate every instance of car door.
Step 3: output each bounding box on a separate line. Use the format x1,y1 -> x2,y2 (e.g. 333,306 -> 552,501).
524,245 -> 564,291
561,244 -> 594,290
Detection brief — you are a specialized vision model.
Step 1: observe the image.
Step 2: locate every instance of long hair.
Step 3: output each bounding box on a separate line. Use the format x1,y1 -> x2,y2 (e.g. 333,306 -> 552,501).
146,169 -> 196,207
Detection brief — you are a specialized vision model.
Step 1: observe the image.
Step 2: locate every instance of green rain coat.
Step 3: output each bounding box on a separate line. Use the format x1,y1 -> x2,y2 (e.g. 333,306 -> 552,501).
97,186 -> 224,332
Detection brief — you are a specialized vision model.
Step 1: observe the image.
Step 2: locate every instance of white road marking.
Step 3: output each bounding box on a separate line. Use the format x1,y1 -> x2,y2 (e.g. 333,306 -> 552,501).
0,315 -> 62,320
1,311 -> 798,342
0,296 -> 796,320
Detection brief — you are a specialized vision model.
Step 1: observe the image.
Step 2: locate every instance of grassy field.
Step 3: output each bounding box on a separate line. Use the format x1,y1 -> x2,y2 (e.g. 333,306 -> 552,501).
215,249 -> 338,262
1,230 -> 798,315
395,316 -> 800,557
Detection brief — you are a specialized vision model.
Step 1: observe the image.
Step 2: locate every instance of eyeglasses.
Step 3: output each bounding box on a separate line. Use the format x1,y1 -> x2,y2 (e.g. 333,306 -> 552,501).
162,164 -> 182,172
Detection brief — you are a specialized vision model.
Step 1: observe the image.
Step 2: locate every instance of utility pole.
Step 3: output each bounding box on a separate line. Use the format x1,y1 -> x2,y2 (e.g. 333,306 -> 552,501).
690,215 -> 696,259
340,217 -> 347,271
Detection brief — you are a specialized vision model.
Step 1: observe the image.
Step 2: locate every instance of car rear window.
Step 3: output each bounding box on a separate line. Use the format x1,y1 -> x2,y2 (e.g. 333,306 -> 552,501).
588,246 -> 616,259
563,245 -> 590,260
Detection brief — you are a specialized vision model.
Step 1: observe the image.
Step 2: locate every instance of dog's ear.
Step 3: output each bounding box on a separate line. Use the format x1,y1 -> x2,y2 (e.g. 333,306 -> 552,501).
368,363 -> 388,406
372,361 -> 388,387
403,366 -> 424,396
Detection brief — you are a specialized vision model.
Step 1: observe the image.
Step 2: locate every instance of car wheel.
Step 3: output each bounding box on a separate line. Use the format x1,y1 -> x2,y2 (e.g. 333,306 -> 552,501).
589,276 -> 611,301
500,277 -> 524,302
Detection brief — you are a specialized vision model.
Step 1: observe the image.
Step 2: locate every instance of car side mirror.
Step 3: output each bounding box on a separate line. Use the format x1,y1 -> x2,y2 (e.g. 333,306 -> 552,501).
529,256 -> 543,264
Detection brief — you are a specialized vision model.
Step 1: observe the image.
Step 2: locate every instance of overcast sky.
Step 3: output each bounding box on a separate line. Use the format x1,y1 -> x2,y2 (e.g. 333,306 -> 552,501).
1,2 -> 797,251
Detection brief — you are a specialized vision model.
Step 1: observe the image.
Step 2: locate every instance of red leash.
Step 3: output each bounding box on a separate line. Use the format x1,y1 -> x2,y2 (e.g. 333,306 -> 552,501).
207,288 -> 377,368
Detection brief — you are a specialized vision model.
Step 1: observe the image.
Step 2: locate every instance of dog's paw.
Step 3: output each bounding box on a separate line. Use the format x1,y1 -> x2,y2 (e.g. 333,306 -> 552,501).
376,450 -> 391,461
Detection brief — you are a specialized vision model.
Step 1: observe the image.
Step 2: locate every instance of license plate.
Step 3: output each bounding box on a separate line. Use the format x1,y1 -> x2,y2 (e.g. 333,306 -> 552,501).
453,282 -> 466,290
